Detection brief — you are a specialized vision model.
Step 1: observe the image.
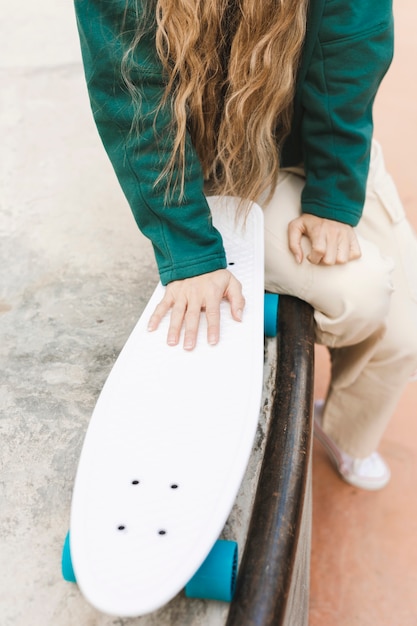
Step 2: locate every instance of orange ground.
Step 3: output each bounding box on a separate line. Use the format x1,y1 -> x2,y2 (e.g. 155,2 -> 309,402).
310,2 -> 417,624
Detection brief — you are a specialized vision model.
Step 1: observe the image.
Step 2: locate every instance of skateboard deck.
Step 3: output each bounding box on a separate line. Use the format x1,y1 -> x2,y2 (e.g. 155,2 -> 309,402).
65,196 -> 265,617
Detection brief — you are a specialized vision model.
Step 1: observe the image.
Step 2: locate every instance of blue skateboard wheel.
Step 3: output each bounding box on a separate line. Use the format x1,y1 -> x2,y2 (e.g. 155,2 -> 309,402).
264,293 -> 279,337
62,531 -> 77,583
185,539 -> 238,602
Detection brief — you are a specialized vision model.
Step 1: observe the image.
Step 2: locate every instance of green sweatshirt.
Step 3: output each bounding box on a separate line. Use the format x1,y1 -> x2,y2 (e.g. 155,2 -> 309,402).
74,0 -> 394,285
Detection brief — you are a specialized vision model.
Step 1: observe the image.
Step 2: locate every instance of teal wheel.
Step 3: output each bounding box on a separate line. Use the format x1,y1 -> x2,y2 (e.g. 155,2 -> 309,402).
62,531 -> 77,583
185,539 -> 238,602
264,293 -> 279,337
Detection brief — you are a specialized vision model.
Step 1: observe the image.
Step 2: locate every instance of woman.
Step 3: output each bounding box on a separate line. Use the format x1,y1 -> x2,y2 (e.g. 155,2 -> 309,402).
74,0 -> 417,490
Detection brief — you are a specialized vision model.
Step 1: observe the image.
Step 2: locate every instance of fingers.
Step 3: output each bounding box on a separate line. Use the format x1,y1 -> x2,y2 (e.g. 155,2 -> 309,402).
309,228 -> 361,265
147,293 -> 174,333
149,291 -> 200,350
347,235 -> 362,262
226,278 -> 246,322
288,215 -> 362,266
287,219 -> 304,264
204,303 -> 221,347
202,275 -> 245,347
147,270 -> 245,350
182,281 -> 223,350
167,299 -> 189,347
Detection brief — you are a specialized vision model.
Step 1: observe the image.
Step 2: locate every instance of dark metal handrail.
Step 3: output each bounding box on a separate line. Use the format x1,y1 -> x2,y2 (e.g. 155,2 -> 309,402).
226,295 -> 315,626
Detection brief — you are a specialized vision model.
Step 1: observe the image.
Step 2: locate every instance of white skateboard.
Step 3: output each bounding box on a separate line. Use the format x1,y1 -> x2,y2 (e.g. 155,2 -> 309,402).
62,197 -> 277,617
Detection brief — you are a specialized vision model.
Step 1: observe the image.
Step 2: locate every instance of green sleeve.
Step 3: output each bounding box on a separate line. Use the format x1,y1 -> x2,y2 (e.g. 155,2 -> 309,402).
74,0 -> 226,285
300,0 -> 394,226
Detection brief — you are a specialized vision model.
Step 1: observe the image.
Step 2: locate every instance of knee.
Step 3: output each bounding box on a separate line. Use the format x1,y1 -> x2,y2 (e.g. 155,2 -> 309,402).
377,309 -> 417,375
314,247 -> 394,348
342,250 -> 394,323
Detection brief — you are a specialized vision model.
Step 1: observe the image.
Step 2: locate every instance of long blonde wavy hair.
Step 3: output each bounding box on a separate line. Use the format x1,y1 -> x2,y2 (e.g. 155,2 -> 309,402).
122,0 -> 309,207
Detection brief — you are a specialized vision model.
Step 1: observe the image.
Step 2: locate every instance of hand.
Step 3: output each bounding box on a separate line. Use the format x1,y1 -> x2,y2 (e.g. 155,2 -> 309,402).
147,269 -> 245,351
288,214 -> 361,265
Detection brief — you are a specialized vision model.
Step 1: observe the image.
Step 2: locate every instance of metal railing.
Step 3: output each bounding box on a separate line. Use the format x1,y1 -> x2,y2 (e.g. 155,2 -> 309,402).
227,295 -> 315,626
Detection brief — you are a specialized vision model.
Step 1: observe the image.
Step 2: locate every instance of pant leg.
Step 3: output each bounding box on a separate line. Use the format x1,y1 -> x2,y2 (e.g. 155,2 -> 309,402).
262,142 -> 417,457
323,141 -> 417,457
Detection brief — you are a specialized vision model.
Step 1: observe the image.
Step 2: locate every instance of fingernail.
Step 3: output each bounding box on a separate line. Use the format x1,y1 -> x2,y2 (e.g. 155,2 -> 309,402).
236,309 -> 243,321
295,254 -> 302,264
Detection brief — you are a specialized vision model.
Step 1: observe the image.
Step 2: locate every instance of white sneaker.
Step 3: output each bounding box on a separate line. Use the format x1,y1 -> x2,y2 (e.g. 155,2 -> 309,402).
314,400 -> 391,491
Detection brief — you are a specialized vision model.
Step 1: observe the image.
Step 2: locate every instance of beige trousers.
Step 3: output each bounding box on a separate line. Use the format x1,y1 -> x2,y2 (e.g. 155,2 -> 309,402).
263,141 -> 417,457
